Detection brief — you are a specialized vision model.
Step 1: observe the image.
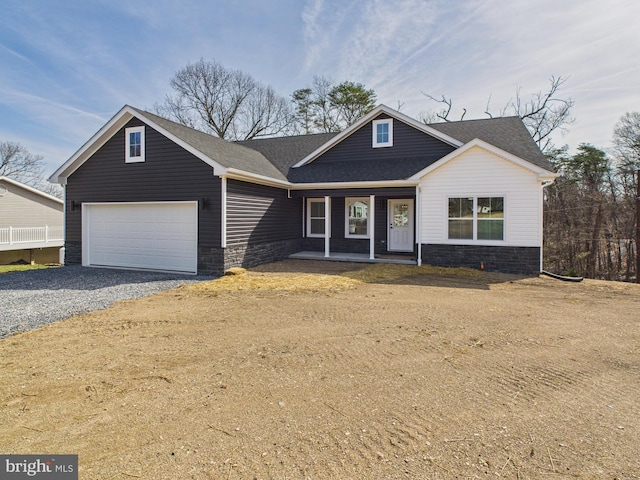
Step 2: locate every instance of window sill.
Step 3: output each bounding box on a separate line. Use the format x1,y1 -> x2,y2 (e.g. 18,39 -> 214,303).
345,235 -> 370,239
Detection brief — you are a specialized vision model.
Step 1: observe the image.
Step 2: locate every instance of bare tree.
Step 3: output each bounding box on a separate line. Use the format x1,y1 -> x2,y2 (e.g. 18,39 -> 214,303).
155,59 -> 293,141
420,94 -> 465,122
612,112 -> 640,191
0,141 -> 44,184
505,76 -> 575,152
0,141 -> 62,198
422,75 -> 574,153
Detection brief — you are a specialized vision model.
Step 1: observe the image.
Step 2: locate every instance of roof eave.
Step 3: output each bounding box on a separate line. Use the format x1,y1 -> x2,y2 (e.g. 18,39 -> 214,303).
290,179 -> 418,190
223,168 -> 290,188
49,105 -> 135,184
0,176 -> 64,204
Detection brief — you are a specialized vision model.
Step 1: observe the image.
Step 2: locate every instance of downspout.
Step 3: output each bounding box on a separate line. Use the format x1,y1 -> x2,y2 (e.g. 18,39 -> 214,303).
61,182 -> 67,265
539,178 -> 556,273
539,181 -> 544,272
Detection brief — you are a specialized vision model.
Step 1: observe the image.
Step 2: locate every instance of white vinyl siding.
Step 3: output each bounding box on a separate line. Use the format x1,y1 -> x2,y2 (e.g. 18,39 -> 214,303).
0,180 -> 63,229
419,146 -> 542,247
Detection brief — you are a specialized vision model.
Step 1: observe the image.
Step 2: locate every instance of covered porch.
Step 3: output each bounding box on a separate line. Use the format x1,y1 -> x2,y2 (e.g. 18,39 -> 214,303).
292,186 -> 421,265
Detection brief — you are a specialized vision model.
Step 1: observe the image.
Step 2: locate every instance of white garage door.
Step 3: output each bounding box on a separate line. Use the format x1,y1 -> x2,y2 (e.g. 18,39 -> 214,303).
83,202 -> 198,274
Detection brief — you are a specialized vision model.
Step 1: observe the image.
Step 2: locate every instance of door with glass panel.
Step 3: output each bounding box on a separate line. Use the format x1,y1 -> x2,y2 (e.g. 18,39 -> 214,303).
388,199 -> 414,252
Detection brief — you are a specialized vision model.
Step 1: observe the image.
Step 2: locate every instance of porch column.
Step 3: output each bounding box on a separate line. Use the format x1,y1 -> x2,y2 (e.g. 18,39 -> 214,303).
369,195 -> 375,260
324,196 -> 330,257
416,185 -> 422,266
221,176 -> 227,248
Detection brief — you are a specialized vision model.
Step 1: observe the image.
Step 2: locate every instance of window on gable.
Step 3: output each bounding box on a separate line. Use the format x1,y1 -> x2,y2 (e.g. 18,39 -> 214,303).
345,197 -> 369,238
448,196 -> 504,241
125,126 -> 145,163
306,198 -> 326,237
372,119 -> 393,148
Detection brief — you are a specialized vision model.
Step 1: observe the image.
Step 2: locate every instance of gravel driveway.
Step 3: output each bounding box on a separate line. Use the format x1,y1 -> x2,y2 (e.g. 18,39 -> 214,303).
0,266 -> 211,338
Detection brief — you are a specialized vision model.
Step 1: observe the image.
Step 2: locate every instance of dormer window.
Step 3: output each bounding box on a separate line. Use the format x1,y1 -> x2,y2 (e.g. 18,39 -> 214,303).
125,126 -> 145,163
372,119 -> 393,148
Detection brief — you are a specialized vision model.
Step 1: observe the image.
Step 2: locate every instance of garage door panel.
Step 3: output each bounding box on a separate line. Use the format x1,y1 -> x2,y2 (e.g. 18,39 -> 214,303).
85,203 -> 198,274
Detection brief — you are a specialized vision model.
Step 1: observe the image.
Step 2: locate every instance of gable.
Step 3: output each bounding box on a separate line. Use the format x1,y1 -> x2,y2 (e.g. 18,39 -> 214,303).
288,112 -> 459,183
67,118 -> 219,193
310,114 -> 457,165
49,106 -> 287,185
411,139 -> 557,182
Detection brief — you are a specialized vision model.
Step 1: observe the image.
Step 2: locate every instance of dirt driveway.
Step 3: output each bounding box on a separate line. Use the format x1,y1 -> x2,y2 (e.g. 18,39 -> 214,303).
1,260 -> 639,479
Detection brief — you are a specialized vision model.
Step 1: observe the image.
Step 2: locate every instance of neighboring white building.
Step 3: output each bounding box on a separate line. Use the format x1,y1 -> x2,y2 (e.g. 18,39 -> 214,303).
0,176 -> 64,264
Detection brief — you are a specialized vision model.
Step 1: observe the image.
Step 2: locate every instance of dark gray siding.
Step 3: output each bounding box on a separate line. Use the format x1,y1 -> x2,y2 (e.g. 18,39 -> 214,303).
66,118 -> 222,249
422,244 -> 540,274
287,115 -> 458,183
312,114 -> 456,164
226,179 -> 301,247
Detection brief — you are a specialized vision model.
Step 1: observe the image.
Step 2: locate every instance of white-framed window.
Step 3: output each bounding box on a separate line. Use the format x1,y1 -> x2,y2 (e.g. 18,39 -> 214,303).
125,126 -> 145,163
345,197 -> 369,238
306,198 -> 326,237
448,196 -> 504,241
372,119 -> 393,148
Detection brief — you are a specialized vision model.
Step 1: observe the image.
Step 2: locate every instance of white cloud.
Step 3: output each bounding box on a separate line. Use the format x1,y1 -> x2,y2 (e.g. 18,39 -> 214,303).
1,0 -> 640,162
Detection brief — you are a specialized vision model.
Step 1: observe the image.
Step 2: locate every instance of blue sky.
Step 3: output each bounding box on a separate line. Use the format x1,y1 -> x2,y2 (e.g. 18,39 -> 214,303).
1,0 -> 638,175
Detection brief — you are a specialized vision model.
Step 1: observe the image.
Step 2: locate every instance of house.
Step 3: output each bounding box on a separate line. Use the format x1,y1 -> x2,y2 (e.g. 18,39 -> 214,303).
48,104 -> 557,276
0,176 -> 64,264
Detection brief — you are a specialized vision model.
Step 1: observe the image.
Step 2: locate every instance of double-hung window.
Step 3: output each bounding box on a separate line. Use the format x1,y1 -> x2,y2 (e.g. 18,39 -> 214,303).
345,197 -> 369,238
307,198 -> 326,237
448,196 -> 504,241
372,119 -> 393,148
125,126 -> 145,163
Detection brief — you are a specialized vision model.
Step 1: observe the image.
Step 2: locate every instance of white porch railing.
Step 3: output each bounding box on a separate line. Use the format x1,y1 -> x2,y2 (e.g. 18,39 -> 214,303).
0,226 -> 64,247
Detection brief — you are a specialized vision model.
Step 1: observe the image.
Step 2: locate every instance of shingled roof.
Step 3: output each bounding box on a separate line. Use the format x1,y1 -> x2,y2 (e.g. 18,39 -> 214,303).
427,116 -> 553,171
235,133 -> 337,177
237,115 -> 553,183
131,108 -> 288,181
51,103 -> 554,186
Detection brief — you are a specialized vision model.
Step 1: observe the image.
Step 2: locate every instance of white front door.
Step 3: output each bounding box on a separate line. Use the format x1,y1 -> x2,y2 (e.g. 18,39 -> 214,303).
388,199 -> 414,252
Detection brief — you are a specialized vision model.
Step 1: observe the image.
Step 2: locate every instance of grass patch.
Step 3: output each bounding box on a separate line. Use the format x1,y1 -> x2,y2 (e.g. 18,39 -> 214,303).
193,263 -> 481,294
0,264 -> 58,274
193,271 -> 361,293
342,263 -> 481,283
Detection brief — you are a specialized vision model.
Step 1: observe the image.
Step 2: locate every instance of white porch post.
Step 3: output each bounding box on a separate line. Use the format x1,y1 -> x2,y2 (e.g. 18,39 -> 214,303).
369,194 -> 375,260
416,185 -> 422,266
221,176 -> 227,248
324,196 -> 330,257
